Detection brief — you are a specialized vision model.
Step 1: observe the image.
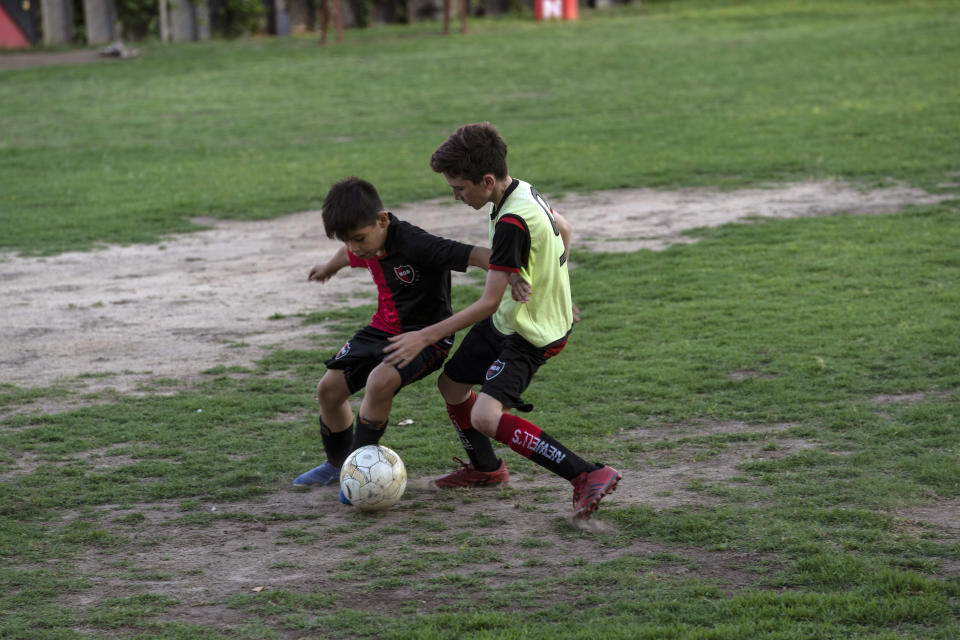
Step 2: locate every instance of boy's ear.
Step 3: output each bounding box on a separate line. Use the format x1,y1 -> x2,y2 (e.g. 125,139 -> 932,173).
376,211 -> 390,227
481,174 -> 496,189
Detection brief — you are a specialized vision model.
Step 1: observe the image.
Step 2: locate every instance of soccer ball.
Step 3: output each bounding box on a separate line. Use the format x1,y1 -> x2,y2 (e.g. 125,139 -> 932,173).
339,444 -> 407,511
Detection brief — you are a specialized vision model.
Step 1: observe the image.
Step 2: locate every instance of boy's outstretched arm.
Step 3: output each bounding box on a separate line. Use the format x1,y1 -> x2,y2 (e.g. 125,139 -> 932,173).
308,246 -> 350,283
468,246 -> 492,269
469,245 -> 529,301
383,269 -> 510,368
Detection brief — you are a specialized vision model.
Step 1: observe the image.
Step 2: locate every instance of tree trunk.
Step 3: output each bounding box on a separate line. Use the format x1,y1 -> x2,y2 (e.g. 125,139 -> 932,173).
275,0 -> 291,35
169,0 -> 197,40
83,0 -> 117,44
41,0 -> 73,45
195,0 -> 210,39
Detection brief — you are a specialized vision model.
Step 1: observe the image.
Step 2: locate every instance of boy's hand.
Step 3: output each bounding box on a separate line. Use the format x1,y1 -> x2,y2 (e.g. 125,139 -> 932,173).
509,273 -> 531,302
308,262 -> 336,283
572,303 -> 581,323
383,330 -> 430,369
309,247 -> 350,283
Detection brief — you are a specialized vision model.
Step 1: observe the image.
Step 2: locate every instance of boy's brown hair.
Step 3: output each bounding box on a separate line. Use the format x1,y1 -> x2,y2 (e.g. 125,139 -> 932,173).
430,122 -> 508,184
321,176 -> 385,241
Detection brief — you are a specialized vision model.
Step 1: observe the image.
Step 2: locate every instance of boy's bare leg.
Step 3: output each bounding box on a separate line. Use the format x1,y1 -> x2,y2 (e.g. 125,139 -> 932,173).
473,391 -> 621,519
331,363 -> 404,506
437,372 -> 472,406
316,369 -> 353,431
351,363 -> 401,448
293,370 -> 354,485
433,374 -> 508,486
468,392 -> 504,437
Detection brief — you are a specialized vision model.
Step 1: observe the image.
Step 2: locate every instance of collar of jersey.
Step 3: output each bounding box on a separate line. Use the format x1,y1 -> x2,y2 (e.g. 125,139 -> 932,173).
490,179 -> 520,221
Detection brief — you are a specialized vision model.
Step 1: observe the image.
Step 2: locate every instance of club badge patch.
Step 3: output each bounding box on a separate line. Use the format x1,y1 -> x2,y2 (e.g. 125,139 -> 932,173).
393,264 -> 415,284
485,359 -> 506,380
334,341 -> 351,360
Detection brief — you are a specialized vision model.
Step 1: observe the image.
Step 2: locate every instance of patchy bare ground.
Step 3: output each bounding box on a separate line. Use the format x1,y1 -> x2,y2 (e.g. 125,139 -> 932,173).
57,425 -> 808,631
50,419 -> 958,634
0,48 -> 121,71
2,182 -> 957,634
0,180 -> 949,395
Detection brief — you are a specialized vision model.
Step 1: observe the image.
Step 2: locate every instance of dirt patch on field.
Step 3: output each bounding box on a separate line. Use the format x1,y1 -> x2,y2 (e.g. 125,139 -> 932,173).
0,48 -> 123,71
58,430 -> 801,631
52,424 -> 956,633
0,180 -> 948,397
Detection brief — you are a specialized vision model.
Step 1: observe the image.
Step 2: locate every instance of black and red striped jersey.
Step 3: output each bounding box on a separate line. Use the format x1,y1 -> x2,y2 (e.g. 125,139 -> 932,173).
347,213 -> 474,335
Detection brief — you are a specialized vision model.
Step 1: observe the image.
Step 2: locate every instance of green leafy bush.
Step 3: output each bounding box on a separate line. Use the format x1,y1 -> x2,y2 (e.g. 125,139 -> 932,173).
116,0 -> 159,40
214,0 -> 265,38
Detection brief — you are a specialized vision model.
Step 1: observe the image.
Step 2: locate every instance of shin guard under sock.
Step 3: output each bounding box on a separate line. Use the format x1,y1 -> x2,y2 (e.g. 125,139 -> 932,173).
447,391 -> 499,472
494,414 -> 592,481
351,415 -> 388,450
319,416 -> 353,468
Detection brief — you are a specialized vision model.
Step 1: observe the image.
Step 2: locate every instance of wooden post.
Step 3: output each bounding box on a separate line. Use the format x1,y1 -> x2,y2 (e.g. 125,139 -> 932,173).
169,0 -> 197,41
158,0 -> 170,42
442,0 -> 466,35
274,0 -> 291,35
196,0 -> 211,39
41,0 -> 73,45
319,0 -> 342,44
82,0 -> 117,44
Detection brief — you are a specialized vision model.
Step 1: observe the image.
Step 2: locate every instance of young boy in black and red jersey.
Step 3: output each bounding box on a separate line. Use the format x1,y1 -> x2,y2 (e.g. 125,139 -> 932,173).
384,123 -> 621,519
293,176 -> 493,502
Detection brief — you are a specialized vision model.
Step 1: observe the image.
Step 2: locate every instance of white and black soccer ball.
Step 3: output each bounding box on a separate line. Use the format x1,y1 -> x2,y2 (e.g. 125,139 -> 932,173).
339,445 -> 407,511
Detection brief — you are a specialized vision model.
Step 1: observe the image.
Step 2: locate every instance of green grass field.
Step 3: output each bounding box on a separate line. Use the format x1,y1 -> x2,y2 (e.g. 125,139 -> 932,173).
1,0 -> 957,255
2,1 -> 959,638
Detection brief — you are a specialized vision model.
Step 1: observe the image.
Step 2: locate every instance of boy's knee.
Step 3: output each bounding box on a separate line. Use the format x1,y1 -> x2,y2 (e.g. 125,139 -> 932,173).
437,374 -> 470,404
366,365 -> 401,398
469,405 -> 501,437
316,379 -> 331,401
437,373 -> 452,395
316,374 -> 345,408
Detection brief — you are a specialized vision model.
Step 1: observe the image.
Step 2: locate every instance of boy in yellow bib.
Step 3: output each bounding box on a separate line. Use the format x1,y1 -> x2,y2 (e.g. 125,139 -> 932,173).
384,123 -> 620,519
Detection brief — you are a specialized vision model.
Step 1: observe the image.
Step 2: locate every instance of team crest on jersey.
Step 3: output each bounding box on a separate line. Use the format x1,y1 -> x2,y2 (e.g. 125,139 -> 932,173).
334,341 -> 351,360
393,264 -> 416,284
485,359 -> 506,381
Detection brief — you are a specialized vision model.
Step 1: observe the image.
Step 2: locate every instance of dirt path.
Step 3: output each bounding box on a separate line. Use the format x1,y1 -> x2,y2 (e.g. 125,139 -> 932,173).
0,48 -> 113,70
0,180 -> 948,393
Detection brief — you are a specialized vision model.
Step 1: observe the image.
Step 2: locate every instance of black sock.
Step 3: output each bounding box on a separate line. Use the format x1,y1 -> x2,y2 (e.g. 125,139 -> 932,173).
446,392 -> 499,471
320,416 -> 353,468
351,415 -> 388,450
459,428 -> 500,472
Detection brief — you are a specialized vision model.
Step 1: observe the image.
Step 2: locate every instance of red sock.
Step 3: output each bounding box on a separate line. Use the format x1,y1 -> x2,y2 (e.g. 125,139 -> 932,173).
446,390 -> 477,430
494,414 -> 590,480
447,391 -> 499,471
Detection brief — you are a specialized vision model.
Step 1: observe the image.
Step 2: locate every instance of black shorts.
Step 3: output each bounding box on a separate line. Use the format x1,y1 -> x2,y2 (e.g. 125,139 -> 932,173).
442,317 -> 570,412
325,325 -> 454,395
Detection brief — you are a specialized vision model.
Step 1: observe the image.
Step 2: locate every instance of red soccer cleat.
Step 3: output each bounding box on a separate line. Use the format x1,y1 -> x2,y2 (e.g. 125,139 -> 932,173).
571,465 -> 621,519
432,457 -> 510,488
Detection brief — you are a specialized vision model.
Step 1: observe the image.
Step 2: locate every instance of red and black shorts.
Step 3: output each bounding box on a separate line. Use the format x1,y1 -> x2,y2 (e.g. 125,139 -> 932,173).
325,325 -> 454,395
442,317 -> 570,412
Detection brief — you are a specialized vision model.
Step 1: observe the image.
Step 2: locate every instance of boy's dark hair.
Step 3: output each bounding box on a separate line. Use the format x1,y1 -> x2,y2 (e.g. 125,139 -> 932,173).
430,122 -> 508,184
321,177 -> 385,241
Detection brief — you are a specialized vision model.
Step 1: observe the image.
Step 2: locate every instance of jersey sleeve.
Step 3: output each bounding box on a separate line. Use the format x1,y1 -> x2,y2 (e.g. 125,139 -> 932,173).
490,214 -> 530,273
400,223 -> 474,272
